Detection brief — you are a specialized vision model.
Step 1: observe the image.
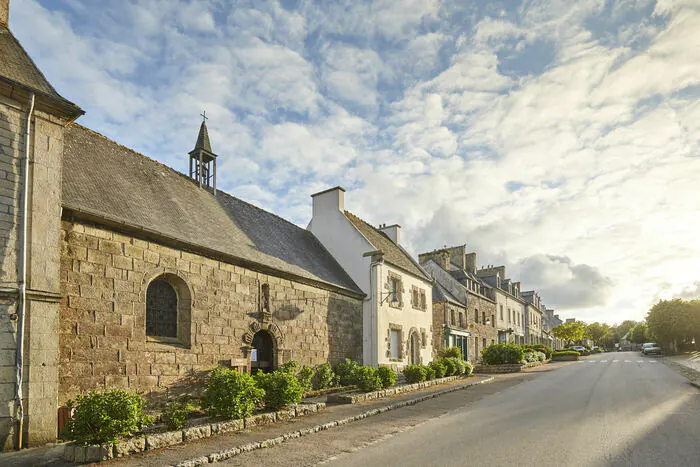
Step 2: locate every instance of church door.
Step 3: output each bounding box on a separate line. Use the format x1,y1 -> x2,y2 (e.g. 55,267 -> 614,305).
251,330 -> 274,374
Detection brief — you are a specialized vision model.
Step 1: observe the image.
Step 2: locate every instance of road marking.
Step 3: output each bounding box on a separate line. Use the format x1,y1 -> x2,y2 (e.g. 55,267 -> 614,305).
647,360 -> 656,363
637,360 -> 644,363
624,360 -> 632,363
600,360 -> 608,363
613,360 -> 619,363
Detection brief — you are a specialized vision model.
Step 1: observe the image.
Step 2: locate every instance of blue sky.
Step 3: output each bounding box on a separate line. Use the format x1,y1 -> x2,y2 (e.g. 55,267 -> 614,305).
10,0 -> 700,323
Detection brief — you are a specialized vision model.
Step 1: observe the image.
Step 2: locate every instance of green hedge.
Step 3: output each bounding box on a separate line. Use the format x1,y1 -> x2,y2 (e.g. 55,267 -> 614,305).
552,351 -> 580,361
335,359 -> 361,386
255,370 -> 304,410
403,364 -> 427,383
377,366 -> 397,389
482,344 -> 524,365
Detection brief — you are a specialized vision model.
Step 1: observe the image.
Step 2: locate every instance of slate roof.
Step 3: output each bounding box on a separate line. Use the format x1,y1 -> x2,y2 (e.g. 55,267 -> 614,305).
61,124 -> 362,296
343,211 -> 430,281
433,282 -> 465,308
0,26 -> 82,116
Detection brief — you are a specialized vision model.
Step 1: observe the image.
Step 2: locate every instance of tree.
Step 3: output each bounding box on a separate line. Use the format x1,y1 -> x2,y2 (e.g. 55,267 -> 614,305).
628,322 -> 648,344
647,299 -> 700,352
616,320 -> 637,339
551,321 -> 589,346
586,322 -> 610,346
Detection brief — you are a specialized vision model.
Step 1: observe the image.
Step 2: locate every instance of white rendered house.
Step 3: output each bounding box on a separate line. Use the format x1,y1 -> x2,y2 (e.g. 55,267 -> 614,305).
308,187 -> 434,368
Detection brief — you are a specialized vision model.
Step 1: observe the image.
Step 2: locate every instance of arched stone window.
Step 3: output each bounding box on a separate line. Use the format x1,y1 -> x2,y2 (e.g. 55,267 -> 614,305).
144,273 -> 192,346
146,279 -> 178,338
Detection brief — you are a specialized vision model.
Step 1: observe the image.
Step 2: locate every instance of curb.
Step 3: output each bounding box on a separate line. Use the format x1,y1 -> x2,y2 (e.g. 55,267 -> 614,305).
172,376 -> 495,466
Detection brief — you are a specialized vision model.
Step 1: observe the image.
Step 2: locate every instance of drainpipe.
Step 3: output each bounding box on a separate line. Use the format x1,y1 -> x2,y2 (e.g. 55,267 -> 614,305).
15,92 -> 35,449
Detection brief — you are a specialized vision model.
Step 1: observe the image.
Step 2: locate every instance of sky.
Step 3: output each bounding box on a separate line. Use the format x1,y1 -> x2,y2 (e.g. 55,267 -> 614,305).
10,0 -> 700,324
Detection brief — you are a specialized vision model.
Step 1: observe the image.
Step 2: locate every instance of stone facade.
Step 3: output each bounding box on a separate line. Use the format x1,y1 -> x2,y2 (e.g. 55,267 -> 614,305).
431,301 -> 470,359
0,92 -> 72,449
58,218 -> 363,404
464,292 -> 498,362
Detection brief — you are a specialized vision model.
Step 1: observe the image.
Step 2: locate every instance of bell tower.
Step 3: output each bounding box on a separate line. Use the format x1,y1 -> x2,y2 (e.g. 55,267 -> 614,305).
189,111 -> 217,192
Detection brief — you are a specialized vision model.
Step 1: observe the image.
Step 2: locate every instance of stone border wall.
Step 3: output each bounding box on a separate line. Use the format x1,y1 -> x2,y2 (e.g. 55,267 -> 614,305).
62,402 -> 325,463
327,375 -> 465,404
474,360 -> 549,374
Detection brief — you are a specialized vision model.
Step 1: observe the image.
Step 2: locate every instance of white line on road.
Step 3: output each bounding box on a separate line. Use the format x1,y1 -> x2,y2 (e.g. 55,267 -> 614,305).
613,360 -> 619,363
601,360 -> 608,363
624,360 -> 632,363
637,360 -> 644,363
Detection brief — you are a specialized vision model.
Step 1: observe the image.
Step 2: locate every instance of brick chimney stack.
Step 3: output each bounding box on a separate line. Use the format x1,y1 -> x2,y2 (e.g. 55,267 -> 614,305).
1,0 -> 9,28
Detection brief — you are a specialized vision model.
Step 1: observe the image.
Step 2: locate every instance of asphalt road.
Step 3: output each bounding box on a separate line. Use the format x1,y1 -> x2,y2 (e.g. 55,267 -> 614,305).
326,352 -> 700,467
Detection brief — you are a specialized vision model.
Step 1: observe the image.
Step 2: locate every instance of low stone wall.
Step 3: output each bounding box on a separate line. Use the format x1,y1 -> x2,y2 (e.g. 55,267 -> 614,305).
327,375 -> 465,404
551,355 -> 579,362
474,360 -> 549,374
62,402 -> 325,463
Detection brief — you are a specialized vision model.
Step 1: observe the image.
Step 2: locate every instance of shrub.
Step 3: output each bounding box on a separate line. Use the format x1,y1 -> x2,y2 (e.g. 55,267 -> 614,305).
354,366 -> 382,392
441,357 -> 457,376
463,361 -> 473,376
63,389 -> 153,446
161,401 -> 193,430
255,370 -> 304,410
524,344 -> 553,359
552,351 -> 580,361
482,344 -> 524,365
376,366 -> 397,389
440,346 -> 463,360
335,358 -> 361,386
429,359 -> 447,378
297,366 -> 315,392
451,358 -> 466,376
312,363 -> 336,390
424,365 -> 436,380
279,360 -> 300,375
523,350 -> 539,363
403,364 -> 427,383
203,367 -> 264,419
536,351 -> 546,362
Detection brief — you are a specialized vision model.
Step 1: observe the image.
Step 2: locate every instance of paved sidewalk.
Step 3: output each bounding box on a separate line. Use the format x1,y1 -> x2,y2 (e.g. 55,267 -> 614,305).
665,352 -> 700,386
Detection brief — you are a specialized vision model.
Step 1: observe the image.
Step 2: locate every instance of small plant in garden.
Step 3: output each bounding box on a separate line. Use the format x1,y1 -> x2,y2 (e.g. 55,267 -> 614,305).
482,344 -> 524,365
423,365 -> 436,380
162,401 -> 194,430
312,363 -> 336,390
255,370 -> 304,410
403,364 -> 427,383
63,389 -> 154,446
354,366 -> 383,392
429,359 -> 447,378
376,366 -> 397,389
463,361 -> 473,376
441,357 -> 457,376
335,358 -> 361,386
202,367 -> 264,419
280,360 -> 300,375
440,346 -> 463,359
451,358 -> 466,375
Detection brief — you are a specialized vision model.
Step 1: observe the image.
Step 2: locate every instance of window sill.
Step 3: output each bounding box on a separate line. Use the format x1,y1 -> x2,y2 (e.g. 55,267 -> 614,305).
146,336 -> 188,350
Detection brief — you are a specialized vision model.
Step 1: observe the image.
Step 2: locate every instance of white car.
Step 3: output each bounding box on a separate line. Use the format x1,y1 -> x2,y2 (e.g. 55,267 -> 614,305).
570,346 -> 586,352
641,343 -> 662,355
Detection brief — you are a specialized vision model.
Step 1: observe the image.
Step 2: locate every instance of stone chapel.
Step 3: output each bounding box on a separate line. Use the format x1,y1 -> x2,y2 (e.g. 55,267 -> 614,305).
0,0 -> 363,450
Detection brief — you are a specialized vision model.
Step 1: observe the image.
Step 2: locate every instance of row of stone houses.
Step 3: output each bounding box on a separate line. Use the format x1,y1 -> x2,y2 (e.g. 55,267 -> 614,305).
0,0 -> 561,449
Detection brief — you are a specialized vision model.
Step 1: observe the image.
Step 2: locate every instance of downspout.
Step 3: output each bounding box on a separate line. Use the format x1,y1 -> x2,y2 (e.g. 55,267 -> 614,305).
15,92 -> 35,449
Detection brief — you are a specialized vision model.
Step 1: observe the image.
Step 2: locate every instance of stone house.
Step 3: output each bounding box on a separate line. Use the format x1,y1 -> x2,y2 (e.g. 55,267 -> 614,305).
476,265 -> 527,345
521,291 -> 544,344
308,187 -> 433,369
419,247 -> 498,363
542,307 -> 563,350
0,2 -> 363,449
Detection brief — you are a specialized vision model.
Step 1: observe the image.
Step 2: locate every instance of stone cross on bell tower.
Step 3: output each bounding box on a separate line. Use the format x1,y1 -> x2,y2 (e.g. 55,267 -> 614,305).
189,111 -> 217,192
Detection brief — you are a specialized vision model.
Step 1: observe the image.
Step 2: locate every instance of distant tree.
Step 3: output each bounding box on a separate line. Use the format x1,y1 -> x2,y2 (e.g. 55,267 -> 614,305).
616,320 -> 637,339
552,321 -> 589,346
628,322 -> 649,344
586,322 -> 610,346
647,299 -> 700,352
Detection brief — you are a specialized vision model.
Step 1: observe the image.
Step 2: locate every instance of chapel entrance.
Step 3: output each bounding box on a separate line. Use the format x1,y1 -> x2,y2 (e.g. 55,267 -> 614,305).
251,330 -> 274,373
408,331 -> 420,365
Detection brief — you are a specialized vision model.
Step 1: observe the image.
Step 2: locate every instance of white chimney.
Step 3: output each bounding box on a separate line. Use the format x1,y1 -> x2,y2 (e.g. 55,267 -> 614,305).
379,224 -> 401,245
311,186 -> 345,221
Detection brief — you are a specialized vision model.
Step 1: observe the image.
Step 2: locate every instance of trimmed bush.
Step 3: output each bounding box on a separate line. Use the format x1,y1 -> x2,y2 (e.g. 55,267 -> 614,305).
312,363 -> 336,390
524,344 -> 553,359
376,366 -> 397,389
403,364 -> 427,383
429,359 -> 447,378
203,367 -> 264,419
463,361 -> 473,376
536,351 -> 546,362
452,358 -> 466,376
522,350 -> 539,363
441,357 -> 457,376
297,366 -> 315,392
440,346 -> 463,359
482,344 -> 524,365
424,365 -> 436,380
161,401 -> 193,430
354,366 -> 382,392
552,351 -> 580,361
335,358 -> 361,386
279,360 -> 300,375
255,370 -> 304,410
63,389 -> 154,446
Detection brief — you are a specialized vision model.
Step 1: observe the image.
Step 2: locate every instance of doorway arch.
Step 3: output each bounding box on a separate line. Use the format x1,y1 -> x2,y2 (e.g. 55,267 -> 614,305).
251,330 -> 275,373
408,329 -> 420,365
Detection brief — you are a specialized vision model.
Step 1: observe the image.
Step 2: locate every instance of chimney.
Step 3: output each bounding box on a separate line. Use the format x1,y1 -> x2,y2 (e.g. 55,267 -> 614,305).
1,0 -> 9,28
379,224 -> 401,245
418,249 -> 450,271
311,186 -> 345,221
446,245 -> 466,269
465,253 -> 477,274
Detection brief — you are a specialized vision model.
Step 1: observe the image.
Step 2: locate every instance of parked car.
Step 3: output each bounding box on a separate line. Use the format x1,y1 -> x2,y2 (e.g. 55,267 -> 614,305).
570,346 -> 586,352
641,343 -> 662,355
